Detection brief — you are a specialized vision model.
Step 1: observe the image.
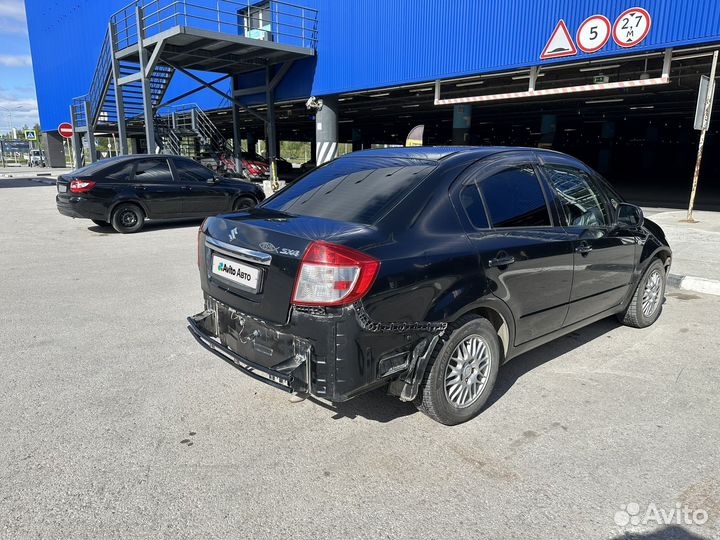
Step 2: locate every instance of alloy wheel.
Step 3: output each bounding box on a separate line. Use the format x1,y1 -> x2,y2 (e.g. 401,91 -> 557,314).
642,269 -> 663,317
444,334 -> 492,409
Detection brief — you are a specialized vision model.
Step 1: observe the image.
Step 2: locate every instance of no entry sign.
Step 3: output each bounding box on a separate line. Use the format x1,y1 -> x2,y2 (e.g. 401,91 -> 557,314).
58,122 -> 74,138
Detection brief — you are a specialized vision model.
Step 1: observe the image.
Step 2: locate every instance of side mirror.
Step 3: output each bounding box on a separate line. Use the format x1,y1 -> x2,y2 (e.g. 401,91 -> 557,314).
617,203 -> 644,228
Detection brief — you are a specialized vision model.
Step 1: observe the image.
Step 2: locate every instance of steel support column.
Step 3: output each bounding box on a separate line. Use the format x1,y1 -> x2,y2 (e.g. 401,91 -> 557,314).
83,100 -> 97,162
136,6 -> 156,154
316,94 -> 338,165
265,66 -> 278,186
231,76 -> 243,172
109,22 -> 128,155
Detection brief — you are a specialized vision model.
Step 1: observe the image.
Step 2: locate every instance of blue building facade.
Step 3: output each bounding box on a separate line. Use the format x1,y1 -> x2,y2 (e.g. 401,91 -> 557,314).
26,0 -> 720,131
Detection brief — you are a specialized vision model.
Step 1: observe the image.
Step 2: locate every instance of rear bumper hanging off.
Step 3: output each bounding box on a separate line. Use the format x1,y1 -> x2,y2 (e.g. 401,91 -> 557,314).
187,313 -> 306,394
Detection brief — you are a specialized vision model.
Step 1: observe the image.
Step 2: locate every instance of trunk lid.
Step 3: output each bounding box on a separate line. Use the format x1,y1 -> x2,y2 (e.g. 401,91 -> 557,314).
201,208 -> 376,324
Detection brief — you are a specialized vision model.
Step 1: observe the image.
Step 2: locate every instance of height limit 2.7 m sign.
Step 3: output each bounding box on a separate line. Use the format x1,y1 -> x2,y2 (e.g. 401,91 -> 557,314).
541,7 -> 651,59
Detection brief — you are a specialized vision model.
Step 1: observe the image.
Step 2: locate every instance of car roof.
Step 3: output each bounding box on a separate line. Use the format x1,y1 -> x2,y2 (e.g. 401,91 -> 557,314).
343,146 -> 575,162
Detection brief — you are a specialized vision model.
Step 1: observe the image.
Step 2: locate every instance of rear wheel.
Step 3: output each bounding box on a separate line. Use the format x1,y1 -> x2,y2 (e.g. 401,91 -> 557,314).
233,196 -> 256,212
111,203 -> 145,234
618,258 -> 666,328
415,315 -> 500,425
91,219 -> 110,227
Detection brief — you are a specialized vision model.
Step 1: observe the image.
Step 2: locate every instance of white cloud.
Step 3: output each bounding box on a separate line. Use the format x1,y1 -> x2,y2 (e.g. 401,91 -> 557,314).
0,1 -> 26,22
0,0 -> 27,35
0,92 -> 40,130
0,54 -> 31,67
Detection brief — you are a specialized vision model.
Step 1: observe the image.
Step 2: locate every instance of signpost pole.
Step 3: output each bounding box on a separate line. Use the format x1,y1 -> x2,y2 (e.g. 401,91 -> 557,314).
687,50 -> 718,222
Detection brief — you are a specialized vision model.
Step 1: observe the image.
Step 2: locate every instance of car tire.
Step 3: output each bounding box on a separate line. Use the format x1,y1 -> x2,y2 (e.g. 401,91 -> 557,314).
111,203 -> 145,234
618,258 -> 666,328
91,219 -> 110,227
233,196 -> 256,212
415,315 -> 500,425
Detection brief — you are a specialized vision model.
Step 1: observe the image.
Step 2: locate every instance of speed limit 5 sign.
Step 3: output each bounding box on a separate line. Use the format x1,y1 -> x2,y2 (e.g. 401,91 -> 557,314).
576,15 -> 611,53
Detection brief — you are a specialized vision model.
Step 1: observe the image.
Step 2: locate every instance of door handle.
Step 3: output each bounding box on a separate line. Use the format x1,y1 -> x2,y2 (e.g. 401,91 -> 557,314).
575,243 -> 593,255
181,186 -> 192,191
488,255 -> 516,268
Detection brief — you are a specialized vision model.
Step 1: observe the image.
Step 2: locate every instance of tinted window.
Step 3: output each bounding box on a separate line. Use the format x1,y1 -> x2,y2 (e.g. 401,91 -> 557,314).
261,157 -> 437,224
133,159 -> 173,183
175,159 -> 214,182
480,164 -> 550,227
542,164 -> 609,227
104,162 -> 134,181
459,184 -> 489,229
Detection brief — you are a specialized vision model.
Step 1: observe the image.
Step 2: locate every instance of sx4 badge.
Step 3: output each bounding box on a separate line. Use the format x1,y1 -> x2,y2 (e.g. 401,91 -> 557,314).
259,242 -> 300,258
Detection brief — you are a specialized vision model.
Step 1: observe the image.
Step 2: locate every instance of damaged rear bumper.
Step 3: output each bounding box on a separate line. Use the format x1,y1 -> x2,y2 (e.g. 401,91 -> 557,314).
188,294 -> 446,403
187,314 -> 303,393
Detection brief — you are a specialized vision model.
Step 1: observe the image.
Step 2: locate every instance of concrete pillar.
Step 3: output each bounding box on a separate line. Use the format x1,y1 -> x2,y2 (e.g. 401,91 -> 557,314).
316,94 -> 338,164
71,131 -> 83,169
452,105 -> 472,145
43,131 -> 66,168
265,66 -> 277,180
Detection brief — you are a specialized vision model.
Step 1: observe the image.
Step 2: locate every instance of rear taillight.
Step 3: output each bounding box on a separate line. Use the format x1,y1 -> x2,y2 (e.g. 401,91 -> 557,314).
292,241 -> 380,307
69,179 -> 96,193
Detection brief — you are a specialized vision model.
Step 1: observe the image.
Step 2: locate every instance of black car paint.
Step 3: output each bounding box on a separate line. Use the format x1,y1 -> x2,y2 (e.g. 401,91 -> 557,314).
56,155 -> 265,223
189,147 -> 671,403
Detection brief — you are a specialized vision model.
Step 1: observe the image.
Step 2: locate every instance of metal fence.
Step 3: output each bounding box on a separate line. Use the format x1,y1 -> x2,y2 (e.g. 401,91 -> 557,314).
110,0 -> 318,51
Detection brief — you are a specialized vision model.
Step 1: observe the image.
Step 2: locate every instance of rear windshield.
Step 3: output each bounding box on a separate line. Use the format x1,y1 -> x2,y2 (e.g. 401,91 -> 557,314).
260,157 -> 437,224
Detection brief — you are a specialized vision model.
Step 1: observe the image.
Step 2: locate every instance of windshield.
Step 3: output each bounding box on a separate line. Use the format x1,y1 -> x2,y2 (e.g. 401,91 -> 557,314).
260,157 -> 437,225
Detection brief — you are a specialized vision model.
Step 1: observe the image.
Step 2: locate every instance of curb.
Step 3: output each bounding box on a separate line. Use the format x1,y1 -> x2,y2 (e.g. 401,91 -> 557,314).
668,273 -> 720,297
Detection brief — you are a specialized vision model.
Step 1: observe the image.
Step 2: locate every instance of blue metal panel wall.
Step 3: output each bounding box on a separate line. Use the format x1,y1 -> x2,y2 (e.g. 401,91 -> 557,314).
25,0 -> 720,129
309,0 -> 720,95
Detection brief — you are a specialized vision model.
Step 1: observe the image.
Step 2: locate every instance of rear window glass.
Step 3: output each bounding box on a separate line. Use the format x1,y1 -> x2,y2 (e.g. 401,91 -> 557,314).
260,157 -> 437,224
480,164 -> 551,228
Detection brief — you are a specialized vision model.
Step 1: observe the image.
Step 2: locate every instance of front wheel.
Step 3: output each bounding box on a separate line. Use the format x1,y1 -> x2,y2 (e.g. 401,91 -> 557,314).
618,258 -> 666,328
111,203 -> 145,234
415,315 -> 500,425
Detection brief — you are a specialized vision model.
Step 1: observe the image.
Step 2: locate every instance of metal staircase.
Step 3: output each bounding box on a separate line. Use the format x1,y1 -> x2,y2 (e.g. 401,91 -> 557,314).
69,0 -> 318,168
156,104 -> 236,172
71,30 -> 174,132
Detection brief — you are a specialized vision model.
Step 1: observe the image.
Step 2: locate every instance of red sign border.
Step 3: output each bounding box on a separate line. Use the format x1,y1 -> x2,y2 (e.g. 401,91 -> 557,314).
58,122 -> 74,139
576,14 -> 612,54
612,7 -> 652,48
540,19 -> 578,60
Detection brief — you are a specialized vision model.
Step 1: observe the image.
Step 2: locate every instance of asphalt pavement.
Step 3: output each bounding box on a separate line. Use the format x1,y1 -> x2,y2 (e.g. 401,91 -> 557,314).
1,178 -> 719,540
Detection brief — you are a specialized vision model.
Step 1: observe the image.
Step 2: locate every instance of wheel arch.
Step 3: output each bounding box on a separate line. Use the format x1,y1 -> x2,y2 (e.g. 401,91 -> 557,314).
449,299 -> 515,362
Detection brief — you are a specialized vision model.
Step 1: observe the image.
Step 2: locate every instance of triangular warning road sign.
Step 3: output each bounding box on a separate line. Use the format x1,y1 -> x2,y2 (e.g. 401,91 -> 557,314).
540,19 -> 578,59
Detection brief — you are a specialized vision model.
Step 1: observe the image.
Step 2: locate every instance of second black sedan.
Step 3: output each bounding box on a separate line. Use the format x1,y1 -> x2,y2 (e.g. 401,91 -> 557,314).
56,155 -> 265,233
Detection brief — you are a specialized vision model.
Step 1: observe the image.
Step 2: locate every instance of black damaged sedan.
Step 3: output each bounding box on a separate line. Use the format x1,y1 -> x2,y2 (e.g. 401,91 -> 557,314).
189,147 -> 671,425
56,155 -> 265,233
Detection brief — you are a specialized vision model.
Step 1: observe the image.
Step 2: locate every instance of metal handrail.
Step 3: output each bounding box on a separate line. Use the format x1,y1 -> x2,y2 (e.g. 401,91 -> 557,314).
110,0 -> 318,51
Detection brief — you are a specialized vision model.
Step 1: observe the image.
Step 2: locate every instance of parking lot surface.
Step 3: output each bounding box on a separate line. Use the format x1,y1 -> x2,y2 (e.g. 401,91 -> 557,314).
1,179 -> 719,540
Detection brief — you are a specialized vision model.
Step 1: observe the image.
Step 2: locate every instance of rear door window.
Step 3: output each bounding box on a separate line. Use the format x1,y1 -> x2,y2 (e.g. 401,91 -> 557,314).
479,164 -> 551,227
104,162 -> 134,182
261,157 -> 437,224
132,159 -> 173,183
459,184 -> 489,229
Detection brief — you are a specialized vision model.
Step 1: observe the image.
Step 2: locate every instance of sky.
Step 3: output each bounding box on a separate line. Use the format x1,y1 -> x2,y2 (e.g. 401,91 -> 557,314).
0,0 -> 39,132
